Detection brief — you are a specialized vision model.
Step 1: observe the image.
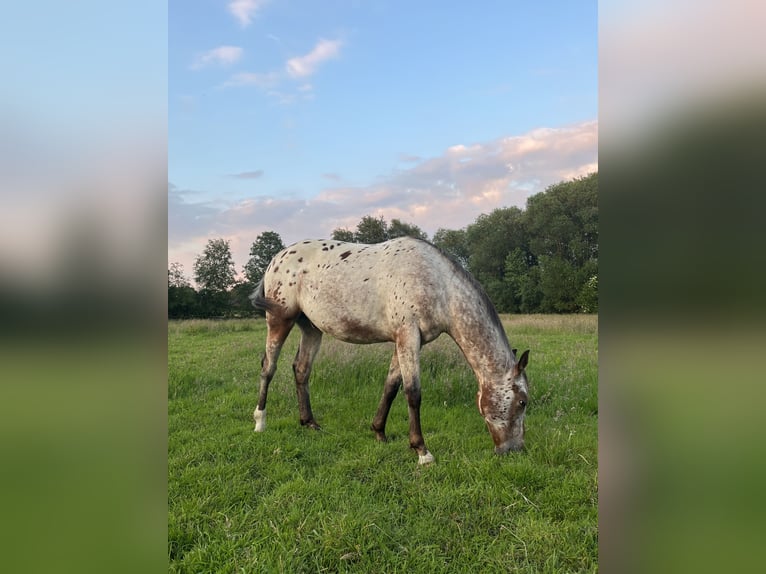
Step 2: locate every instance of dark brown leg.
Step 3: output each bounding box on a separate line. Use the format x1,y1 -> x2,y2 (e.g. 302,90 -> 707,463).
293,315 -> 323,430
371,351 -> 403,442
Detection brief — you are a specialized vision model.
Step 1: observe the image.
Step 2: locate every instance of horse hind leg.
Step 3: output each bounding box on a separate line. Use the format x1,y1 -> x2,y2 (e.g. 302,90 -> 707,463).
371,351 -> 403,442
254,315 -> 295,432
293,315 -> 323,430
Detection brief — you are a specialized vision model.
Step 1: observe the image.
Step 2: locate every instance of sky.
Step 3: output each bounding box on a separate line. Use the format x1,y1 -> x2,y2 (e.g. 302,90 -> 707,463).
169,0 -> 598,284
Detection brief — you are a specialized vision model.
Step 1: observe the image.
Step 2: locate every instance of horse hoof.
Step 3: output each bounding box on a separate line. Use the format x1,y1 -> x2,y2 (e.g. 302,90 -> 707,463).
371,428 -> 388,442
418,451 -> 435,465
302,420 -> 322,431
254,408 -> 266,432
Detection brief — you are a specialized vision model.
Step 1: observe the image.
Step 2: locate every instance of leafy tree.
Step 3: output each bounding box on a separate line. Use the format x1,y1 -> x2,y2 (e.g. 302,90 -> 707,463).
243,231 -> 285,285
194,238 -> 236,316
525,173 -> 598,266
432,228 -> 470,268
442,173 -> 598,314
577,274 -> 598,313
538,255 -> 578,313
387,219 -> 428,241
230,280 -> 259,317
517,266 -> 543,313
331,227 -> 355,242
168,262 -> 198,318
168,284 -> 199,319
524,173 -> 598,312
194,239 -> 236,292
339,215 -> 429,244
354,215 -> 389,244
502,248 -> 527,313
465,207 -> 527,312
168,262 -> 190,288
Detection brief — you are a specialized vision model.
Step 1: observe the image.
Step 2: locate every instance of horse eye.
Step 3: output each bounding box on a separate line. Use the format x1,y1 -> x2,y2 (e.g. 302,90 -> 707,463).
519,399 -> 527,408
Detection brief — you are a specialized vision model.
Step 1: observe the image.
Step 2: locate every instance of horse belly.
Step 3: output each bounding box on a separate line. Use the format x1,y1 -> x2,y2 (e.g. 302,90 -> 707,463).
298,287 -> 393,344
300,285 -> 447,346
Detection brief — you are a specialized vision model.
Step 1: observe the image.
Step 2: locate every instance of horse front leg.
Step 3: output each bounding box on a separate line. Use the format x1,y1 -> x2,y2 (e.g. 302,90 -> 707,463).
396,328 -> 434,465
371,351 -> 403,442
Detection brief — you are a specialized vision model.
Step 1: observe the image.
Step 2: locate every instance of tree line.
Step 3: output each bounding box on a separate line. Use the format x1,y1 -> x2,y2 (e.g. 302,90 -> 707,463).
168,172 -> 597,318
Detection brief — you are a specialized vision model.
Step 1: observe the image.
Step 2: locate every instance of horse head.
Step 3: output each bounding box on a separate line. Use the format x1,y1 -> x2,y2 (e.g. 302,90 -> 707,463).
477,349 -> 530,454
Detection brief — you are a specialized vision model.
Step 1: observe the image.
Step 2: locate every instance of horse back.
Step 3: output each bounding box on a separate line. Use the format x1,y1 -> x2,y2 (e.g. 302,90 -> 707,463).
261,238 -> 452,343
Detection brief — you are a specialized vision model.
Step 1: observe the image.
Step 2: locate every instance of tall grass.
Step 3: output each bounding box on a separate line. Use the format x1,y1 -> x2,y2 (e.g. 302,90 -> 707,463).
169,315 -> 597,572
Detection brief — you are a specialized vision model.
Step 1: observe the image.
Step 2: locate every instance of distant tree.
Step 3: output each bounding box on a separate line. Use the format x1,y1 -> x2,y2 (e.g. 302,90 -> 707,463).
331,227 -> 355,242
243,231 -> 285,285
387,219 -> 428,241
525,173 -> 598,266
432,228 -> 469,268
354,215 -> 389,244
465,207 -> 527,312
168,284 -> 199,319
168,262 -> 198,318
454,173 -> 598,314
577,274 -> 598,313
168,262 -> 190,288
194,239 -> 236,292
517,265 -> 543,313
502,248 -> 527,313
537,255 -> 578,313
524,173 -> 598,312
230,280 -> 258,317
194,238 -> 236,316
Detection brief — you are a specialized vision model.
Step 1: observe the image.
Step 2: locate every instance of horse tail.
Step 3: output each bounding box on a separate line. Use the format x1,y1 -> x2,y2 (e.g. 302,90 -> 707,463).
249,278 -> 278,314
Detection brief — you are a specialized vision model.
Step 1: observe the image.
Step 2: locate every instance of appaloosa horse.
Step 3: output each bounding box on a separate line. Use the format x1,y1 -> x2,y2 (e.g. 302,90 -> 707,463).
249,236 -> 529,464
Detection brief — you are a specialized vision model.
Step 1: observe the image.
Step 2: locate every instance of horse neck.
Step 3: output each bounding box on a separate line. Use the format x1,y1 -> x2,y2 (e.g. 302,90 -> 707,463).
447,282 -> 513,386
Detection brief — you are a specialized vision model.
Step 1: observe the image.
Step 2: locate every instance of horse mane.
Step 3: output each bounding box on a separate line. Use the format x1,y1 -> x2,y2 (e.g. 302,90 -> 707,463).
409,237 -> 509,347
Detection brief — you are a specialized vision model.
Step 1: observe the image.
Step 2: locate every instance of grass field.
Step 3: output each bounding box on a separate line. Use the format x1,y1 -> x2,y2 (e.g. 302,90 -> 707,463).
168,315 -> 598,573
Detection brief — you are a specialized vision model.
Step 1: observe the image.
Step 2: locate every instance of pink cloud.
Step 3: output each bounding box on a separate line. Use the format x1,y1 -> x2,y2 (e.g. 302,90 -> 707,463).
169,121 -> 597,284
190,46 -> 243,70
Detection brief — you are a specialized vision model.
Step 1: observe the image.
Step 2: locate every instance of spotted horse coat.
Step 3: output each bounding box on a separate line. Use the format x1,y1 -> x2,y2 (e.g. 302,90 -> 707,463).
249,236 -> 530,464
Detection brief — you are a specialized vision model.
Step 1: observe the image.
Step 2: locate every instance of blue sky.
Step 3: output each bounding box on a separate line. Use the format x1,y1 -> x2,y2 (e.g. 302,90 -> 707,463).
169,0 -> 598,281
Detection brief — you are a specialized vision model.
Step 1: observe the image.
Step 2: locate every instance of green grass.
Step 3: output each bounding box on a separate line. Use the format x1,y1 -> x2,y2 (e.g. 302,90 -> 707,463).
169,315 -> 598,573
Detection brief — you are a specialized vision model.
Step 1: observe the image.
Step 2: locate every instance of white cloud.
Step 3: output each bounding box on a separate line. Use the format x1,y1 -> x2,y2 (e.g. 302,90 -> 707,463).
218,39 -> 341,103
221,71 -> 280,88
286,38 -> 343,78
228,0 -> 268,27
190,45 -> 243,70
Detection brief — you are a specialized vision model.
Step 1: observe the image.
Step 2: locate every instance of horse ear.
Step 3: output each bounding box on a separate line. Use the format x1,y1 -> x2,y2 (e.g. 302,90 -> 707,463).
518,349 -> 529,371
